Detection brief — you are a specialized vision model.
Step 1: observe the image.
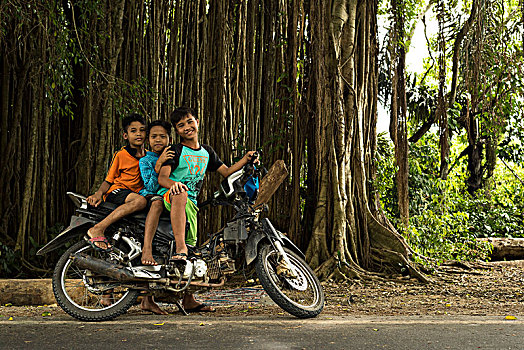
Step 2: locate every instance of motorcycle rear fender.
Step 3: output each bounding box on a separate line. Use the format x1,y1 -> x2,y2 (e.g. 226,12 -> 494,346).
245,230 -> 305,265
36,216 -> 95,256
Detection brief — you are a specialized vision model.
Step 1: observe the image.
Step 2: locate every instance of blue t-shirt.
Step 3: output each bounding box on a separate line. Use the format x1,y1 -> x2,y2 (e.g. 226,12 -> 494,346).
139,151 -> 160,196
158,144 -> 223,205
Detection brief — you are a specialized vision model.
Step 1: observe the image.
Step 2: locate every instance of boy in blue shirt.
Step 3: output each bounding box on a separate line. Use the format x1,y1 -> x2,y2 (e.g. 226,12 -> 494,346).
138,120 -> 174,265
137,120 -> 173,315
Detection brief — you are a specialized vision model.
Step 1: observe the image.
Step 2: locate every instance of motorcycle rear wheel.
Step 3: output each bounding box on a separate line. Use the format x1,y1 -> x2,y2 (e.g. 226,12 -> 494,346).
256,243 -> 324,318
52,240 -> 139,321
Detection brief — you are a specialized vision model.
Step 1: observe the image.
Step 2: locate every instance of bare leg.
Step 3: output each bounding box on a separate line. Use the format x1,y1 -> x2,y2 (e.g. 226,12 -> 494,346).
140,295 -> 168,315
141,200 -> 164,265
169,192 -> 188,258
88,193 -> 147,249
100,294 -> 112,307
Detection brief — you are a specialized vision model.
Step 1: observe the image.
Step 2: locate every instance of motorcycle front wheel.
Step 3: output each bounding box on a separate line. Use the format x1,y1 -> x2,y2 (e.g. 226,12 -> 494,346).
256,243 -> 324,318
52,240 -> 139,321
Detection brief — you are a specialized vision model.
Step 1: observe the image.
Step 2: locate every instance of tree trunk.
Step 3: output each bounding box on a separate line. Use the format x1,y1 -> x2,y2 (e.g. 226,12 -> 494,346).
478,238 -> 524,261
436,0 -> 449,180
306,0 -> 424,281
390,0 -> 409,228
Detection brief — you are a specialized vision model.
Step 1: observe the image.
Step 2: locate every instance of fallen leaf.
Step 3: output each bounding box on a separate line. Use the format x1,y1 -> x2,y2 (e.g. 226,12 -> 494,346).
445,304 -> 452,307
199,323 -> 205,326
8,317 -> 13,321
154,322 -> 165,326
42,312 -> 51,317
505,316 -> 517,320
5,303 -> 12,307
373,329 -> 379,331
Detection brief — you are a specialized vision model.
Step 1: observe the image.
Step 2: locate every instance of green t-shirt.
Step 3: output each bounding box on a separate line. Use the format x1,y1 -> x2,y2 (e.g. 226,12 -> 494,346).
158,143 -> 223,205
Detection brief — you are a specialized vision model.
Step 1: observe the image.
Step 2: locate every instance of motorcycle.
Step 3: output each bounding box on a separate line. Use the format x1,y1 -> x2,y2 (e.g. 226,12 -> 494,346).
37,158 -> 324,321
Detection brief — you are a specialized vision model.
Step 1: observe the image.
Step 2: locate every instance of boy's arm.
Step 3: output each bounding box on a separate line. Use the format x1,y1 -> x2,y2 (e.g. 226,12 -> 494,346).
140,158 -> 159,194
158,165 -> 188,195
87,181 -> 111,207
154,147 -> 175,173
217,151 -> 258,178
87,150 -> 120,206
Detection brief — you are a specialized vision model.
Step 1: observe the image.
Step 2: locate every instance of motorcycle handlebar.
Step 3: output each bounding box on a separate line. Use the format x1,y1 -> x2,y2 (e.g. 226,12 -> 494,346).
248,151 -> 259,165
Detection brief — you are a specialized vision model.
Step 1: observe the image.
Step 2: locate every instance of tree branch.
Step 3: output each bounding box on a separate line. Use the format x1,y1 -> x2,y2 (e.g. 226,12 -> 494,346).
449,0 -> 477,107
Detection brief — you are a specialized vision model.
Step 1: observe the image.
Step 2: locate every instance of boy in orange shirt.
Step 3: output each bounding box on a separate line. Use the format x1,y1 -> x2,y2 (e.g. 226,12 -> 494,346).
86,114 -> 148,250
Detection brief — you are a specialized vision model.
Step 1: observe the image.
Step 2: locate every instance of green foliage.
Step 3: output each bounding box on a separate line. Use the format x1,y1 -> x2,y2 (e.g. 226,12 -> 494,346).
409,210 -> 492,262
376,129 -> 524,264
0,242 -> 21,278
461,169 -> 524,238
499,112 -> 524,164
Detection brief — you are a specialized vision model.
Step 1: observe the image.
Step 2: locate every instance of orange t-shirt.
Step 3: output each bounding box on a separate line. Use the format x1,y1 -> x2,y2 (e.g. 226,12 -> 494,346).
103,147 -> 144,200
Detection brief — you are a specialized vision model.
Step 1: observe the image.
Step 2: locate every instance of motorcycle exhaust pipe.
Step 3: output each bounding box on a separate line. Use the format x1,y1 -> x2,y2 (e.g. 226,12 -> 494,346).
70,253 -> 136,282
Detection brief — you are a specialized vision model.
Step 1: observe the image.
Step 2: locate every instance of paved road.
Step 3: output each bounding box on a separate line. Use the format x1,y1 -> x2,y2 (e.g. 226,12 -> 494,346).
1,315 -> 522,350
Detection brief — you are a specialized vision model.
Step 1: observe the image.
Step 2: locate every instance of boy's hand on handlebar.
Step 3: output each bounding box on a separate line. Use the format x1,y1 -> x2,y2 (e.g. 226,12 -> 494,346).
87,192 -> 103,207
158,147 -> 175,165
169,182 -> 189,195
245,151 -> 260,165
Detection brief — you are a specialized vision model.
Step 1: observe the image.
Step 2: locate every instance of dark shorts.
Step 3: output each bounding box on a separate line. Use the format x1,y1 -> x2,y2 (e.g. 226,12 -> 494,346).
105,188 -> 133,205
145,194 -> 164,211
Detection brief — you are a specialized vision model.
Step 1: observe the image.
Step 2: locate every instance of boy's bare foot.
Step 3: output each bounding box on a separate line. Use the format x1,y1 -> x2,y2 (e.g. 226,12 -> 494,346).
140,296 -> 168,315
141,250 -> 158,265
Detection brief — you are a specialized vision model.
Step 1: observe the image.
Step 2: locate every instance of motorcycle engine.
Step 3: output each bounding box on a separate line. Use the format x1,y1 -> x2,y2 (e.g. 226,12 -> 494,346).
193,259 -> 207,278
169,259 -> 207,279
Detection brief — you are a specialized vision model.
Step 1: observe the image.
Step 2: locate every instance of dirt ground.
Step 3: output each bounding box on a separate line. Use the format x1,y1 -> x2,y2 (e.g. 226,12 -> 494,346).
1,264 -> 522,319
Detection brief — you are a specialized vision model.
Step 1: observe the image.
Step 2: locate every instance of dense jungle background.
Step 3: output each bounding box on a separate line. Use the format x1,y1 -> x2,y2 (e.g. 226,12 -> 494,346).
1,0 -> 523,279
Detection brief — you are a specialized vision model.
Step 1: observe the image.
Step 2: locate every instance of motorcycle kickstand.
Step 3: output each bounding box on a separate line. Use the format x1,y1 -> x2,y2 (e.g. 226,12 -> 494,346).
174,300 -> 189,316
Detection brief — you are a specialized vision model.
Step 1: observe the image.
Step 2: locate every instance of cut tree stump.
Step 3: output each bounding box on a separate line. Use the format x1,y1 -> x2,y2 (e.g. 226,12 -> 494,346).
0,279 -> 55,305
254,160 -> 288,206
478,237 -> 524,261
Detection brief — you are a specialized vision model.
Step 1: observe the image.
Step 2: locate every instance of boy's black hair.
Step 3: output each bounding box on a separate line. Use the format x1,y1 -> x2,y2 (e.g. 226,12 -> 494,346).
170,107 -> 197,126
122,113 -> 146,132
147,119 -> 172,135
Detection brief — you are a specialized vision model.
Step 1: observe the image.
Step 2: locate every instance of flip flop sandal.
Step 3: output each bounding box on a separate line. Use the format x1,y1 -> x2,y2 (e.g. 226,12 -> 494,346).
169,252 -> 187,262
85,235 -> 113,253
184,303 -> 216,313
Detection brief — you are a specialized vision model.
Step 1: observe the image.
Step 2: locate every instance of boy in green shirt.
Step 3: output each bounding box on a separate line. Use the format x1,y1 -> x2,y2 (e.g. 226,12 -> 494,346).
158,107 -> 257,312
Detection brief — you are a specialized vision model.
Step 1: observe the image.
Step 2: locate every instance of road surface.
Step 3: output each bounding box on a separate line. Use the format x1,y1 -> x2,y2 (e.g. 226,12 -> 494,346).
1,315 -> 522,349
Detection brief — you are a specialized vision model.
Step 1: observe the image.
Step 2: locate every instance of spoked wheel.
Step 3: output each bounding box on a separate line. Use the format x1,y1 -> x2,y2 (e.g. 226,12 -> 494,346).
256,243 -> 324,318
52,240 -> 139,321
